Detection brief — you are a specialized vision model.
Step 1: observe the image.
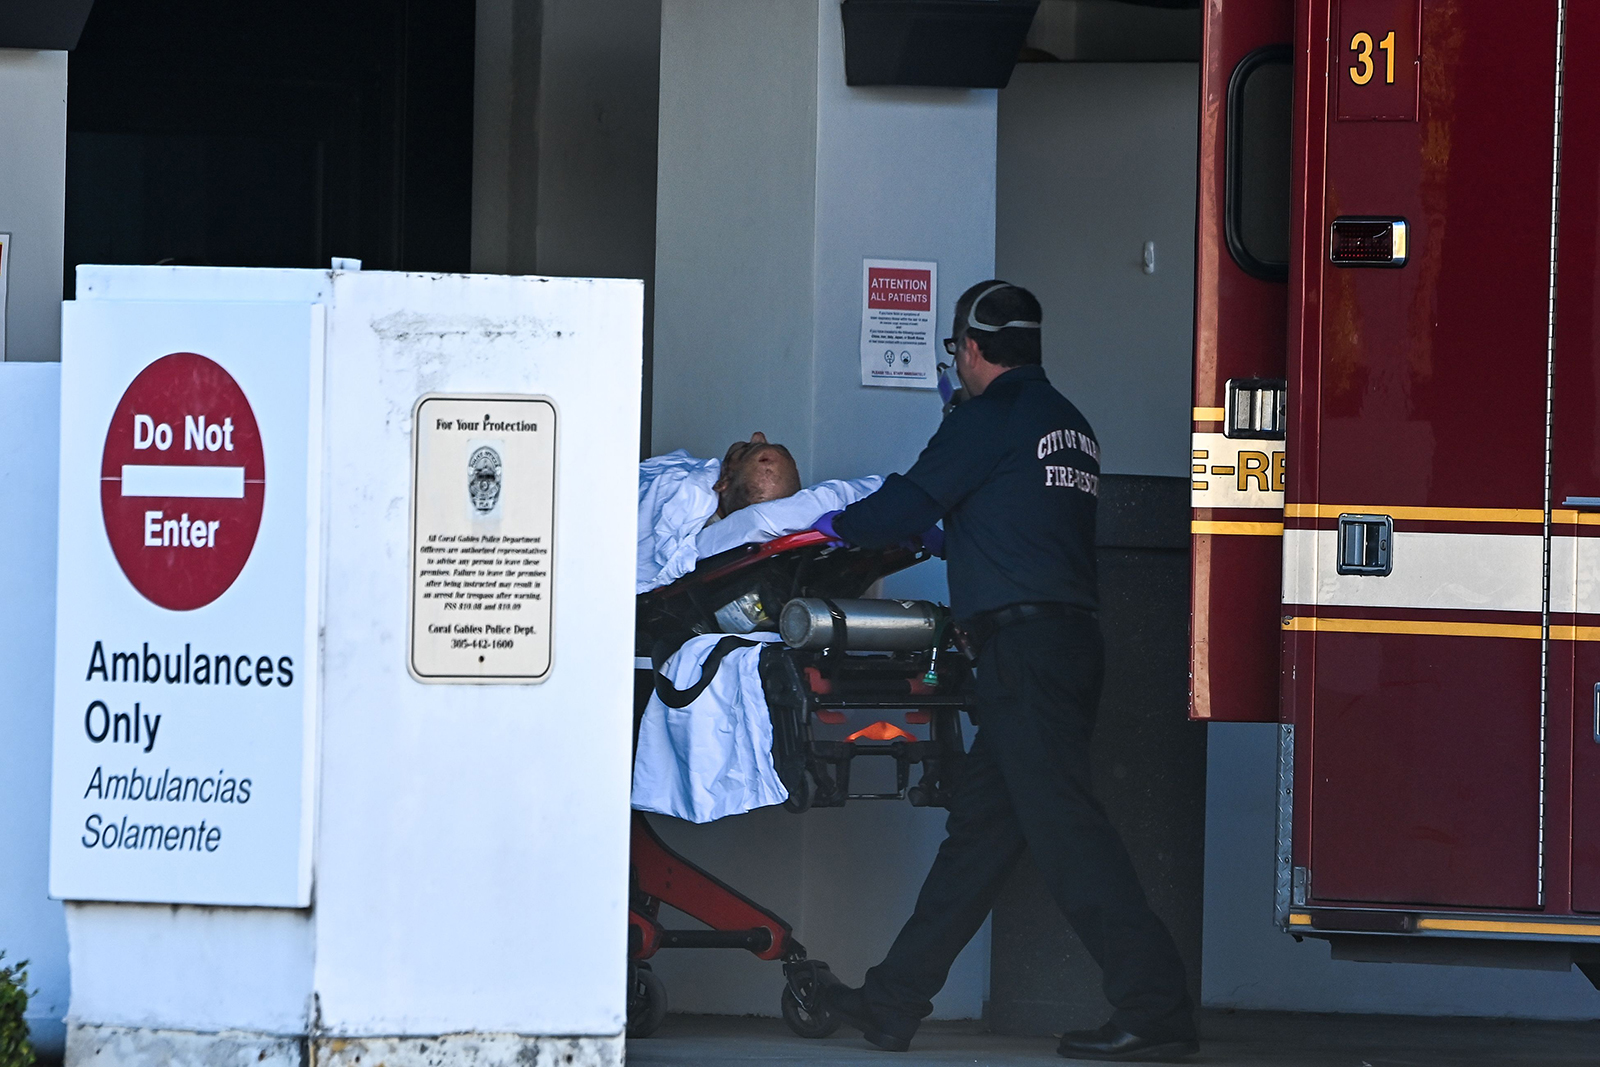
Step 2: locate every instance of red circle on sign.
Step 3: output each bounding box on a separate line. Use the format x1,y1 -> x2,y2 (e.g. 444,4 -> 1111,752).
100,353 -> 266,611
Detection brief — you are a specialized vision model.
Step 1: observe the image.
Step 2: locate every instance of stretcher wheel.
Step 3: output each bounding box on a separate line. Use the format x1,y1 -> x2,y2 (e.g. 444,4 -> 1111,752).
626,962 -> 668,1038
780,961 -> 840,1039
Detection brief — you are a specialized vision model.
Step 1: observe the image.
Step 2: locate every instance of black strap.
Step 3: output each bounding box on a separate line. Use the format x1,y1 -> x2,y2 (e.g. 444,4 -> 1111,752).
651,635 -> 760,708
821,598 -> 848,650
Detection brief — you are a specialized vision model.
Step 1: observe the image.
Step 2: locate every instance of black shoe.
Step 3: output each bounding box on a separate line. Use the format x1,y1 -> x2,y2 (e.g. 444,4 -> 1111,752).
818,981 -> 916,1053
1056,1022 -> 1199,1061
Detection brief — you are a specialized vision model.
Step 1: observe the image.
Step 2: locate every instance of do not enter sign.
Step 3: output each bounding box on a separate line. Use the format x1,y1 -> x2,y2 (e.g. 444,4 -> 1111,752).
100,353 -> 266,610
55,296 -> 319,907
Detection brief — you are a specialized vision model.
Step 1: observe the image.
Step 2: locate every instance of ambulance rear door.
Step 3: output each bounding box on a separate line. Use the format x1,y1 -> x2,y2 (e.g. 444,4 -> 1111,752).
1190,0 -> 1294,722
1286,0 -> 1560,911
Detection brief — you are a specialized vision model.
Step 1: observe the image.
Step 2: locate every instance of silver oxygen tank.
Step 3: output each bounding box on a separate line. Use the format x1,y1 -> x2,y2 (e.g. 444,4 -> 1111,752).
779,597 -> 946,651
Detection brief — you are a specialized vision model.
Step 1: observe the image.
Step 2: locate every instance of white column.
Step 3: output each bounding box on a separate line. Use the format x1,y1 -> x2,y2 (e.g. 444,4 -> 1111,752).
0,365 -> 68,1058
0,48 -> 73,1060
0,49 -> 67,362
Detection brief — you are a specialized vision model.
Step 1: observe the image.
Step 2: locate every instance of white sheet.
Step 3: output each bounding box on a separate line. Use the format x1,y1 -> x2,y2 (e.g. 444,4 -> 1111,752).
632,633 -> 789,823
695,475 -> 883,560
636,450 -> 882,593
636,450 -> 721,593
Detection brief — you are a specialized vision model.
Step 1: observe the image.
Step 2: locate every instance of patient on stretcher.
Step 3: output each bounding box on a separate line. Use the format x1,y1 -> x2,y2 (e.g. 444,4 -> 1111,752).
636,434 -> 882,594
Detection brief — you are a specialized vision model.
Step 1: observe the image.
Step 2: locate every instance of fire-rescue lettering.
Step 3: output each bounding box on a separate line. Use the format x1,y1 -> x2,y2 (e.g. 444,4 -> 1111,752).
1044,465 -> 1099,496
1238,451 -> 1271,492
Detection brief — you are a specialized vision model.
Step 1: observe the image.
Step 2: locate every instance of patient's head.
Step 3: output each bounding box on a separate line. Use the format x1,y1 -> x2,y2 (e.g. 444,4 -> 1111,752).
715,432 -> 801,517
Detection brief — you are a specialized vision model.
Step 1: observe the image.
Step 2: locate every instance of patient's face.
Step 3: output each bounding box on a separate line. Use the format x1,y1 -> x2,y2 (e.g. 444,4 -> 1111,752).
715,432 -> 801,517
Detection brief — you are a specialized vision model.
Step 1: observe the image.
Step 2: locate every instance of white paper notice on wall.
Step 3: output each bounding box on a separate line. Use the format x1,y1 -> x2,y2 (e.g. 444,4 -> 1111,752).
0,234 -> 10,361
860,258 -> 937,389
409,394 -> 558,684
50,299 -> 323,907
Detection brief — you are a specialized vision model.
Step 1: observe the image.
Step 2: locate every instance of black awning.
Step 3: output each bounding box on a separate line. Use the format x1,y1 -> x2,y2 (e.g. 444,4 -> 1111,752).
0,0 -> 96,49
841,0 -> 1040,89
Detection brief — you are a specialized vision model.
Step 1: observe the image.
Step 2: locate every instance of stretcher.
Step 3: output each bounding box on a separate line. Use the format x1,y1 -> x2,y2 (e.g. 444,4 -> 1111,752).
627,528 -> 974,1038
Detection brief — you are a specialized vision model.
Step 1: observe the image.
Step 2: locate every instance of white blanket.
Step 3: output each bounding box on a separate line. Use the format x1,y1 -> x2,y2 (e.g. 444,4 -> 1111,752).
636,450 -> 722,594
632,633 -> 789,823
696,474 -> 883,559
636,449 -> 881,593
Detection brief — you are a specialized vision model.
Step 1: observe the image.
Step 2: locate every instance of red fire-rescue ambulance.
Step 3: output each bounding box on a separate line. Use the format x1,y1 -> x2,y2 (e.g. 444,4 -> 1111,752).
1192,0 -> 1600,974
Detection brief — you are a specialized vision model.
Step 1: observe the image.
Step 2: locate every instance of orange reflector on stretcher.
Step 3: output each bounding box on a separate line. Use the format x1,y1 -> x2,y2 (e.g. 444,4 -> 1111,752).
846,721 -> 917,743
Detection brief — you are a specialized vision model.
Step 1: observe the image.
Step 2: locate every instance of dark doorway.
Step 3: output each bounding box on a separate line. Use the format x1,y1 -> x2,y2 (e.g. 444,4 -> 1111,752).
64,0 -> 474,292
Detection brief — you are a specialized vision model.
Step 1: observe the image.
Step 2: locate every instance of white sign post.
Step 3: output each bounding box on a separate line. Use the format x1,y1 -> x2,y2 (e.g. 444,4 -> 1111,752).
49,299 -> 322,907
859,258 -> 937,388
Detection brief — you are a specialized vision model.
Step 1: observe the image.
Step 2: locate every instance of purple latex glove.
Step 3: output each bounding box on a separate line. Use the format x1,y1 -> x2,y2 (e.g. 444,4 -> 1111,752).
893,524 -> 945,556
813,509 -> 848,543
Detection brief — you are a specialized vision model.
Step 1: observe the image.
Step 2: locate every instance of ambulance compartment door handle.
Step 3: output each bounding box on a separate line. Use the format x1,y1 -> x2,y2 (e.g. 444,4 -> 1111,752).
1563,497 -> 1600,509
1335,514 -> 1393,576
1593,683 -> 1600,744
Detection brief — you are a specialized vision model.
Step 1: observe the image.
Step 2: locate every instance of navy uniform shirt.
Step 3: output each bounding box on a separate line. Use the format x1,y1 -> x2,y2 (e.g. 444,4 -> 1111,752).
833,364 -> 1100,620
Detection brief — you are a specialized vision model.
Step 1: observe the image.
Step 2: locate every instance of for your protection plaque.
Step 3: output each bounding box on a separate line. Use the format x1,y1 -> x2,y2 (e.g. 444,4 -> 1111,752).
409,395 -> 557,683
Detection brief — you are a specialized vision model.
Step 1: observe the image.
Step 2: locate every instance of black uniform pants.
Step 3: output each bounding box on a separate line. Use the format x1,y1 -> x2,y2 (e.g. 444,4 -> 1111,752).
861,611 -> 1194,1039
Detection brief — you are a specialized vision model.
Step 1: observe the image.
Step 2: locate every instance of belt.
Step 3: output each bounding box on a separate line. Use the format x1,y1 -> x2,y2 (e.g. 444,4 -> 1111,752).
953,602 -> 1092,661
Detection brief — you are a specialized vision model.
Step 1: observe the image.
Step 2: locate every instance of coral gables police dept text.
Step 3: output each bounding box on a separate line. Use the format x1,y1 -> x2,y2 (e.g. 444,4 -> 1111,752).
72,639 -> 294,854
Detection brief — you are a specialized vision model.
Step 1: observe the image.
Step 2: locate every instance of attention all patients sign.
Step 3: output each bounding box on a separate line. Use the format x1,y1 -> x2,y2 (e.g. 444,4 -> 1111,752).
49,299 -> 323,907
859,258 -> 937,389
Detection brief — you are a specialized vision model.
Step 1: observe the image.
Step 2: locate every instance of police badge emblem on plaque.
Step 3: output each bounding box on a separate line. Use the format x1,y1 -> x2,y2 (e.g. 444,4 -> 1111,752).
468,445 -> 503,512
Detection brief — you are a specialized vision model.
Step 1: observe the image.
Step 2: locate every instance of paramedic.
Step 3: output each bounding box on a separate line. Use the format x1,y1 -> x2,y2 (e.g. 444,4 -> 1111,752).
817,281 -> 1196,1061
713,432 -> 801,519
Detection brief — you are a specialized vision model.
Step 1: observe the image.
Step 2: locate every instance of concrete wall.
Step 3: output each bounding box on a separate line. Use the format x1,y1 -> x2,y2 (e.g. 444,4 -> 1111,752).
806,16 -> 997,486
0,364 -> 68,1057
473,0 -> 661,442
989,67 -> 1204,1031
1203,723 -> 1600,1018
652,0 -> 819,466
647,0 -> 997,1019
0,49 -> 67,361
997,63 -> 1198,479
1026,1 -> 1202,63
473,0 -> 660,280
471,0 -> 534,276
65,904 -> 313,1037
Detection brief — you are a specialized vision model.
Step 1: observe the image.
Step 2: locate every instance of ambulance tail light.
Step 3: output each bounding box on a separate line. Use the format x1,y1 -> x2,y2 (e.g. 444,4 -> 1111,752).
1330,217 -> 1408,267
1224,378 -> 1287,439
